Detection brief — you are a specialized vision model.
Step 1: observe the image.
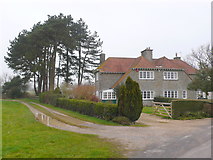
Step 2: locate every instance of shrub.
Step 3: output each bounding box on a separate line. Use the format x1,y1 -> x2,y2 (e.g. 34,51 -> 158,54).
56,98 -> 118,120
172,100 -> 211,119
202,102 -> 213,117
60,83 -> 99,102
154,96 -> 178,103
39,91 -> 63,106
118,76 -> 143,122
112,116 -> 131,125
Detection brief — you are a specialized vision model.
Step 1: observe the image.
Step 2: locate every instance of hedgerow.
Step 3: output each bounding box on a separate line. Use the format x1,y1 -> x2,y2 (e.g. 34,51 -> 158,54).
56,98 -> 118,120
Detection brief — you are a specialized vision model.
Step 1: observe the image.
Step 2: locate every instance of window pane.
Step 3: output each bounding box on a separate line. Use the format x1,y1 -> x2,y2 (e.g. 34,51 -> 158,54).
108,92 -> 112,99
103,92 -> 107,99
171,72 -> 174,79
147,91 -> 150,98
139,72 -> 142,79
151,91 -> 154,98
151,72 -> 154,79
143,72 -> 146,78
143,91 -> 147,99
147,72 -> 150,78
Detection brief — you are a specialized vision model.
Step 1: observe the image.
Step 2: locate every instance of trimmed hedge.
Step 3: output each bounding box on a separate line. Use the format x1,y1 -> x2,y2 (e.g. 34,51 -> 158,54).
56,98 -> 118,121
172,100 -> 212,118
39,91 -> 63,106
154,96 -> 178,103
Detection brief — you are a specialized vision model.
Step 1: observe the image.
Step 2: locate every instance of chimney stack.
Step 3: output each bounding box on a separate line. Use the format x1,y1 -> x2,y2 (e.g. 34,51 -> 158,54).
100,53 -> 105,64
141,47 -> 153,61
174,53 -> 181,60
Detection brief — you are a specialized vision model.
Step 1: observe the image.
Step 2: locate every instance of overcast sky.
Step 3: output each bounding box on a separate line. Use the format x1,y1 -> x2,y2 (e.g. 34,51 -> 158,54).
0,0 -> 211,76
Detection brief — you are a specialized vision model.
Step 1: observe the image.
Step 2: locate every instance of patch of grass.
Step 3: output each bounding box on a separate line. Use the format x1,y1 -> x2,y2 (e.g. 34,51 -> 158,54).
21,98 -> 120,126
29,103 -> 88,128
2,100 -> 123,158
131,123 -> 149,127
142,106 -> 154,114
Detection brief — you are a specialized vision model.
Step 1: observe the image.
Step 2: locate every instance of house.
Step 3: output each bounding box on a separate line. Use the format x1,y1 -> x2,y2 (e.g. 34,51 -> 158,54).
95,48 -> 198,106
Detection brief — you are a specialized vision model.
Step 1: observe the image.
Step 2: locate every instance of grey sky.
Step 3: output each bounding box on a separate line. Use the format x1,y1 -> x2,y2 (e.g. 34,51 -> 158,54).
0,0 -> 211,76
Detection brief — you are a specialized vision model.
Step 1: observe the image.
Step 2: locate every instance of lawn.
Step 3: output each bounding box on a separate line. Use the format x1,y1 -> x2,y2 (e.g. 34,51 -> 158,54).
2,100 -> 123,158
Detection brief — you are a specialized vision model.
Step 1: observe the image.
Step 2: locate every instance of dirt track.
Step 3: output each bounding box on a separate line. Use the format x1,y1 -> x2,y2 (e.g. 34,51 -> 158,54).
18,101 -> 212,158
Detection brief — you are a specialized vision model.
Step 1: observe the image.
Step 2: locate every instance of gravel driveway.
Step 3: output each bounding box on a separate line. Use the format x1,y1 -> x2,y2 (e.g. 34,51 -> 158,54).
19,101 -> 212,158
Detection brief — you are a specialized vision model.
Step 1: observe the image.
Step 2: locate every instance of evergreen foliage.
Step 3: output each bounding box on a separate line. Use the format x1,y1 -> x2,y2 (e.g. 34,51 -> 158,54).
2,76 -> 28,98
118,76 -> 143,122
5,13 -> 103,95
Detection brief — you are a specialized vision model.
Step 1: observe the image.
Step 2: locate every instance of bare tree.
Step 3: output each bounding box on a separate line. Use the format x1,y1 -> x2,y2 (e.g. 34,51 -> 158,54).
185,44 -> 212,69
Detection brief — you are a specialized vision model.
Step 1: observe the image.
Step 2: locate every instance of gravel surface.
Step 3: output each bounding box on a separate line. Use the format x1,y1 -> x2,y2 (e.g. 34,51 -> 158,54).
18,101 -> 212,158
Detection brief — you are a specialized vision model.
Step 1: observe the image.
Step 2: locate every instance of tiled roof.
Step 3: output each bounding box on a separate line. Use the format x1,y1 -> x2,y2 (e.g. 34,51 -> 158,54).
98,57 -> 136,73
98,55 -> 197,88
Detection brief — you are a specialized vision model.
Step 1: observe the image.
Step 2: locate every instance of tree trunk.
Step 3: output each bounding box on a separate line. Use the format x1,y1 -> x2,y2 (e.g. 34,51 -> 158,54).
78,48 -> 82,85
49,45 -> 57,91
33,74 -> 38,96
65,48 -> 69,83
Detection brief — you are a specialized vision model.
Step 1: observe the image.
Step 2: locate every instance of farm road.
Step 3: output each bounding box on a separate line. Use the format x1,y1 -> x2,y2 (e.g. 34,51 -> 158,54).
18,101 -> 212,158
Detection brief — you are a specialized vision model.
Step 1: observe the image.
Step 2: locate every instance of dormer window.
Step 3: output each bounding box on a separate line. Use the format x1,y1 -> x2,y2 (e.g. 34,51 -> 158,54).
139,71 -> 154,80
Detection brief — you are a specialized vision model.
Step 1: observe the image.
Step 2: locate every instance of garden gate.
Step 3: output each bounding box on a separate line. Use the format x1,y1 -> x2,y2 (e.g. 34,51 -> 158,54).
153,102 -> 172,118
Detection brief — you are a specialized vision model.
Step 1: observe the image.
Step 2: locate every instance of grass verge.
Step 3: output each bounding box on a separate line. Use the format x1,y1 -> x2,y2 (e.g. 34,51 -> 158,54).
22,98 -> 148,127
2,100 -> 123,158
22,98 -> 120,126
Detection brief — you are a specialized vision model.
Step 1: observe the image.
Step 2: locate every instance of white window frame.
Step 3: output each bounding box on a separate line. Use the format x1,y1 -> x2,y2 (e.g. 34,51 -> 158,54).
139,71 -> 154,80
163,71 -> 178,80
142,90 -> 155,100
182,90 -> 187,99
163,90 -> 178,98
102,89 -> 116,100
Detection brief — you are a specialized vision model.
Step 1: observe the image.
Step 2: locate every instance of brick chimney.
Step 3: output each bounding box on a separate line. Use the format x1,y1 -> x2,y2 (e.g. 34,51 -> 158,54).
141,47 -> 153,61
100,53 -> 105,64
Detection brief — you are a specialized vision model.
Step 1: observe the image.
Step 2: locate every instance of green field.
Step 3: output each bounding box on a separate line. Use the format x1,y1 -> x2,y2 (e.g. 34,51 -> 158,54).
2,100 -> 123,158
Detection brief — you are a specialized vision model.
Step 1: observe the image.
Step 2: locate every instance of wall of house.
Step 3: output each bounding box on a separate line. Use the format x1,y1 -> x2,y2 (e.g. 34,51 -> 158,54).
95,72 -> 124,91
96,69 -> 197,106
126,69 -> 197,106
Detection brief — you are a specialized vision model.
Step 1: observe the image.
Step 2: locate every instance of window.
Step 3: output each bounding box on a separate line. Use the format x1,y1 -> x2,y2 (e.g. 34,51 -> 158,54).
163,72 -> 178,80
139,71 -> 154,79
182,90 -> 187,99
142,91 -> 154,100
102,91 -> 116,100
103,92 -> 107,99
196,90 -> 203,99
164,91 -> 178,98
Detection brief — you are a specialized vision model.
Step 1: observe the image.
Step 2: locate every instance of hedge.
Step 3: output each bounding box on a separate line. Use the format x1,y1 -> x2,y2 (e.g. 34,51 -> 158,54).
56,98 -> 118,121
154,96 -> 178,103
39,91 -> 63,106
172,100 -> 212,118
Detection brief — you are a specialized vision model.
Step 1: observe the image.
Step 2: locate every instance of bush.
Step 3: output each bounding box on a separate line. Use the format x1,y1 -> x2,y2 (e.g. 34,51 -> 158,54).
39,91 -> 63,106
202,102 -> 213,117
60,84 -> 99,102
172,100 -> 211,119
154,96 -> 178,103
112,116 -> 131,125
56,98 -> 118,121
118,77 -> 143,122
